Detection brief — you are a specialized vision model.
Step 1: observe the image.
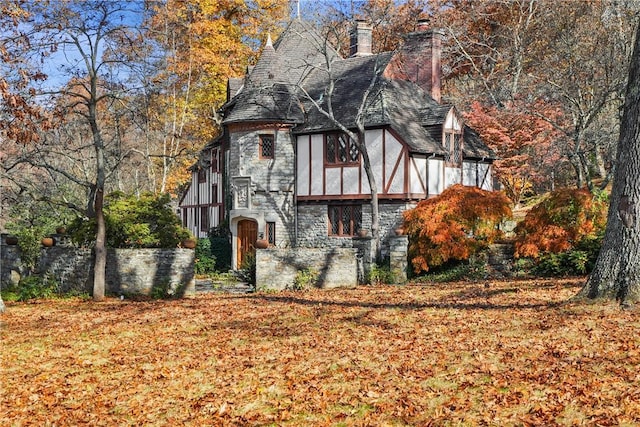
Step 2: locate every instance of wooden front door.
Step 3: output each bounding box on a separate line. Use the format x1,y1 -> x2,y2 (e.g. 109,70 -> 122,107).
237,219 -> 258,269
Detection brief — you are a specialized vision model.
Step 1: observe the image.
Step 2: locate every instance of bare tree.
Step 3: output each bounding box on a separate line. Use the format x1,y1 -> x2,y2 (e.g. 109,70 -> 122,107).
21,1 -> 147,300
296,52 -> 385,256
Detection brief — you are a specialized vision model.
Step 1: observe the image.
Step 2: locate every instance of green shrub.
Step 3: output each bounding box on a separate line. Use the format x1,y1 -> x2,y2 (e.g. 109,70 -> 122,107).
5,199 -> 70,271
67,192 -> 192,248
209,224 -> 231,272
237,252 -> 256,285
368,263 -> 396,285
413,258 -> 488,283
15,228 -> 46,272
533,250 -> 590,276
291,268 -> 319,290
14,275 -> 59,301
194,238 -> 216,275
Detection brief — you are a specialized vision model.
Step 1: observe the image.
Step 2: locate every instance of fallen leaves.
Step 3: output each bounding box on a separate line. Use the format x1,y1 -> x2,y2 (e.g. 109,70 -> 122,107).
2,278 -> 640,425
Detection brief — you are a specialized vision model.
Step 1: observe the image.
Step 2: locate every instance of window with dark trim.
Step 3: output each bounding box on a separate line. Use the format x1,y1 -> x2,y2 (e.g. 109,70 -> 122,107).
212,183 -> 219,204
198,168 -> 206,183
200,206 -> 209,232
325,132 -> 359,165
266,221 -> 276,245
328,205 -> 362,236
211,149 -> 219,172
259,134 -> 274,159
444,131 -> 462,166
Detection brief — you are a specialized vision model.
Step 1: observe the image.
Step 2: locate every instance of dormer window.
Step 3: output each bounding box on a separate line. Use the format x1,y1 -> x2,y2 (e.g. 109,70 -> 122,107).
443,108 -> 463,167
444,130 -> 462,166
325,132 -> 359,165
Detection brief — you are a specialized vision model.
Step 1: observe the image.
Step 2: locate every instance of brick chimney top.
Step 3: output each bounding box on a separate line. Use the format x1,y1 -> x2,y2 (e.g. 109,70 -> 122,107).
416,17 -> 431,32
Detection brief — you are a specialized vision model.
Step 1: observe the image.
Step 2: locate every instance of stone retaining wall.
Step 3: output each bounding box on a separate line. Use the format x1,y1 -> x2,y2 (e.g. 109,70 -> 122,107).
1,243 -> 195,297
256,247 -> 359,290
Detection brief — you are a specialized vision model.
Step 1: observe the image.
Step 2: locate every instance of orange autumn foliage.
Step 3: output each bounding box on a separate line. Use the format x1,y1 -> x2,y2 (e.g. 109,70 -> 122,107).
514,188 -> 608,259
7,279 -> 640,425
403,184 -> 512,273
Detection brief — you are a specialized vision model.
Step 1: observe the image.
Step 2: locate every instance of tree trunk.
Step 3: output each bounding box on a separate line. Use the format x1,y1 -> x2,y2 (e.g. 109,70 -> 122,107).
569,153 -> 585,189
594,141 -> 608,180
93,188 -> 106,301
579,22 -> 640,304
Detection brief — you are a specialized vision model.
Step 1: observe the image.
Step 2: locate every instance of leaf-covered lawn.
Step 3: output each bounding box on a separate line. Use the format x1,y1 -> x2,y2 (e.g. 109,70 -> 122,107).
2,278 -> 640,426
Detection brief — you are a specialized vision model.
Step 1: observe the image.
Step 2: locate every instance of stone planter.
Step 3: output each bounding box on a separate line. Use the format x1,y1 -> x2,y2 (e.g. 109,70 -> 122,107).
41,237 -> 55,247
357,229 -> 369,238
56,226 -> 66,234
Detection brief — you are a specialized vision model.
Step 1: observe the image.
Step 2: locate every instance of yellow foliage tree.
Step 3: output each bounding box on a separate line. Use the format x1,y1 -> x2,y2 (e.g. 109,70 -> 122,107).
144,0 -> 288,194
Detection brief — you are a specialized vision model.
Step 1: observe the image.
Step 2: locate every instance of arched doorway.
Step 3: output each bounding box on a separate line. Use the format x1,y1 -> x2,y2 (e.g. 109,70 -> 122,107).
236,219 -> 258,269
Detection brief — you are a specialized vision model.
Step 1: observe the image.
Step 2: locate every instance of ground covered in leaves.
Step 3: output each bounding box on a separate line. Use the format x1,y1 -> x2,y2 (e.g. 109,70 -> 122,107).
2,278 -> 640,426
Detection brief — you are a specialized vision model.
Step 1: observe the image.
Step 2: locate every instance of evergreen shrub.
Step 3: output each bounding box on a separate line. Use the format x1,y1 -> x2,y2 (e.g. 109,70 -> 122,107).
67,192 -> 192,248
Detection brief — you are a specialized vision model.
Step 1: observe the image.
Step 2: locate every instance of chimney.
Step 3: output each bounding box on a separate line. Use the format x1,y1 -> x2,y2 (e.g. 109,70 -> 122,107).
350,20 -> 372,57
383,17 -> 443,103
416,17 -> 431,32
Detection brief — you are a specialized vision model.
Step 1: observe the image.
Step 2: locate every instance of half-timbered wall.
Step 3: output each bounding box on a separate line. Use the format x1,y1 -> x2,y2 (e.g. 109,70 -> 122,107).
463,161 -> 493,190
180,146 -> 224,238
297,129 -> 428,200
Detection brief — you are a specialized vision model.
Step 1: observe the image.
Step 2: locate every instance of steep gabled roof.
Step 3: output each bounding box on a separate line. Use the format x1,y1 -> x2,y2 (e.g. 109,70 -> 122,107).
293,53 -> 447,155
222,18 -> 495,160
463,126 -> 496,159
222,20 -> 340,125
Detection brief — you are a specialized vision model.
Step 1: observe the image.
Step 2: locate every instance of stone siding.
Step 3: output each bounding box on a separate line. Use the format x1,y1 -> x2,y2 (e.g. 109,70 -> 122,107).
296,201 -> 415,256
256,247 -> 358,290
1,244 -> 195,297
228,127 -> 296,246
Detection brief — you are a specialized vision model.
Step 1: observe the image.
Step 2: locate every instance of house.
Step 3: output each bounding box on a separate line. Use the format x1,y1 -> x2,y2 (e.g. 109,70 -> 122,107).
179,18 -> 495,270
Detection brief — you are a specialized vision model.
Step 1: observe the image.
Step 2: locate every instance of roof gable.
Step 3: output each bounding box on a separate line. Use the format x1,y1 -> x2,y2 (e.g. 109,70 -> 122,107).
221,19 -> 494,160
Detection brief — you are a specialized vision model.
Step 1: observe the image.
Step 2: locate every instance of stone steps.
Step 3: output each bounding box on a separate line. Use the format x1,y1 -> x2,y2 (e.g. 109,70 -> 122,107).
486,243 -> 515,275
195,279 -> 254,294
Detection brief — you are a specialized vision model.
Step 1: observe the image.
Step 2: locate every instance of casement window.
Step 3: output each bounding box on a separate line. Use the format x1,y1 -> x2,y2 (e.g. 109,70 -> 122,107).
444,130 -> 462,166
259,134 -> 274,159
212,183 -> 219,204
266,221 -> 276,245
325,132 -> 359,165
200,206 -> 209,232
328,205 -> 362,236
211,149 -> 219,172
198,168 -> 206,183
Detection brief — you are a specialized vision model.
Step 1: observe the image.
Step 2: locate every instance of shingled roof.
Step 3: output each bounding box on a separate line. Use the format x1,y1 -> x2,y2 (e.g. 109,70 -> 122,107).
222,20 -> 339,125
222,18 -> 495,160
